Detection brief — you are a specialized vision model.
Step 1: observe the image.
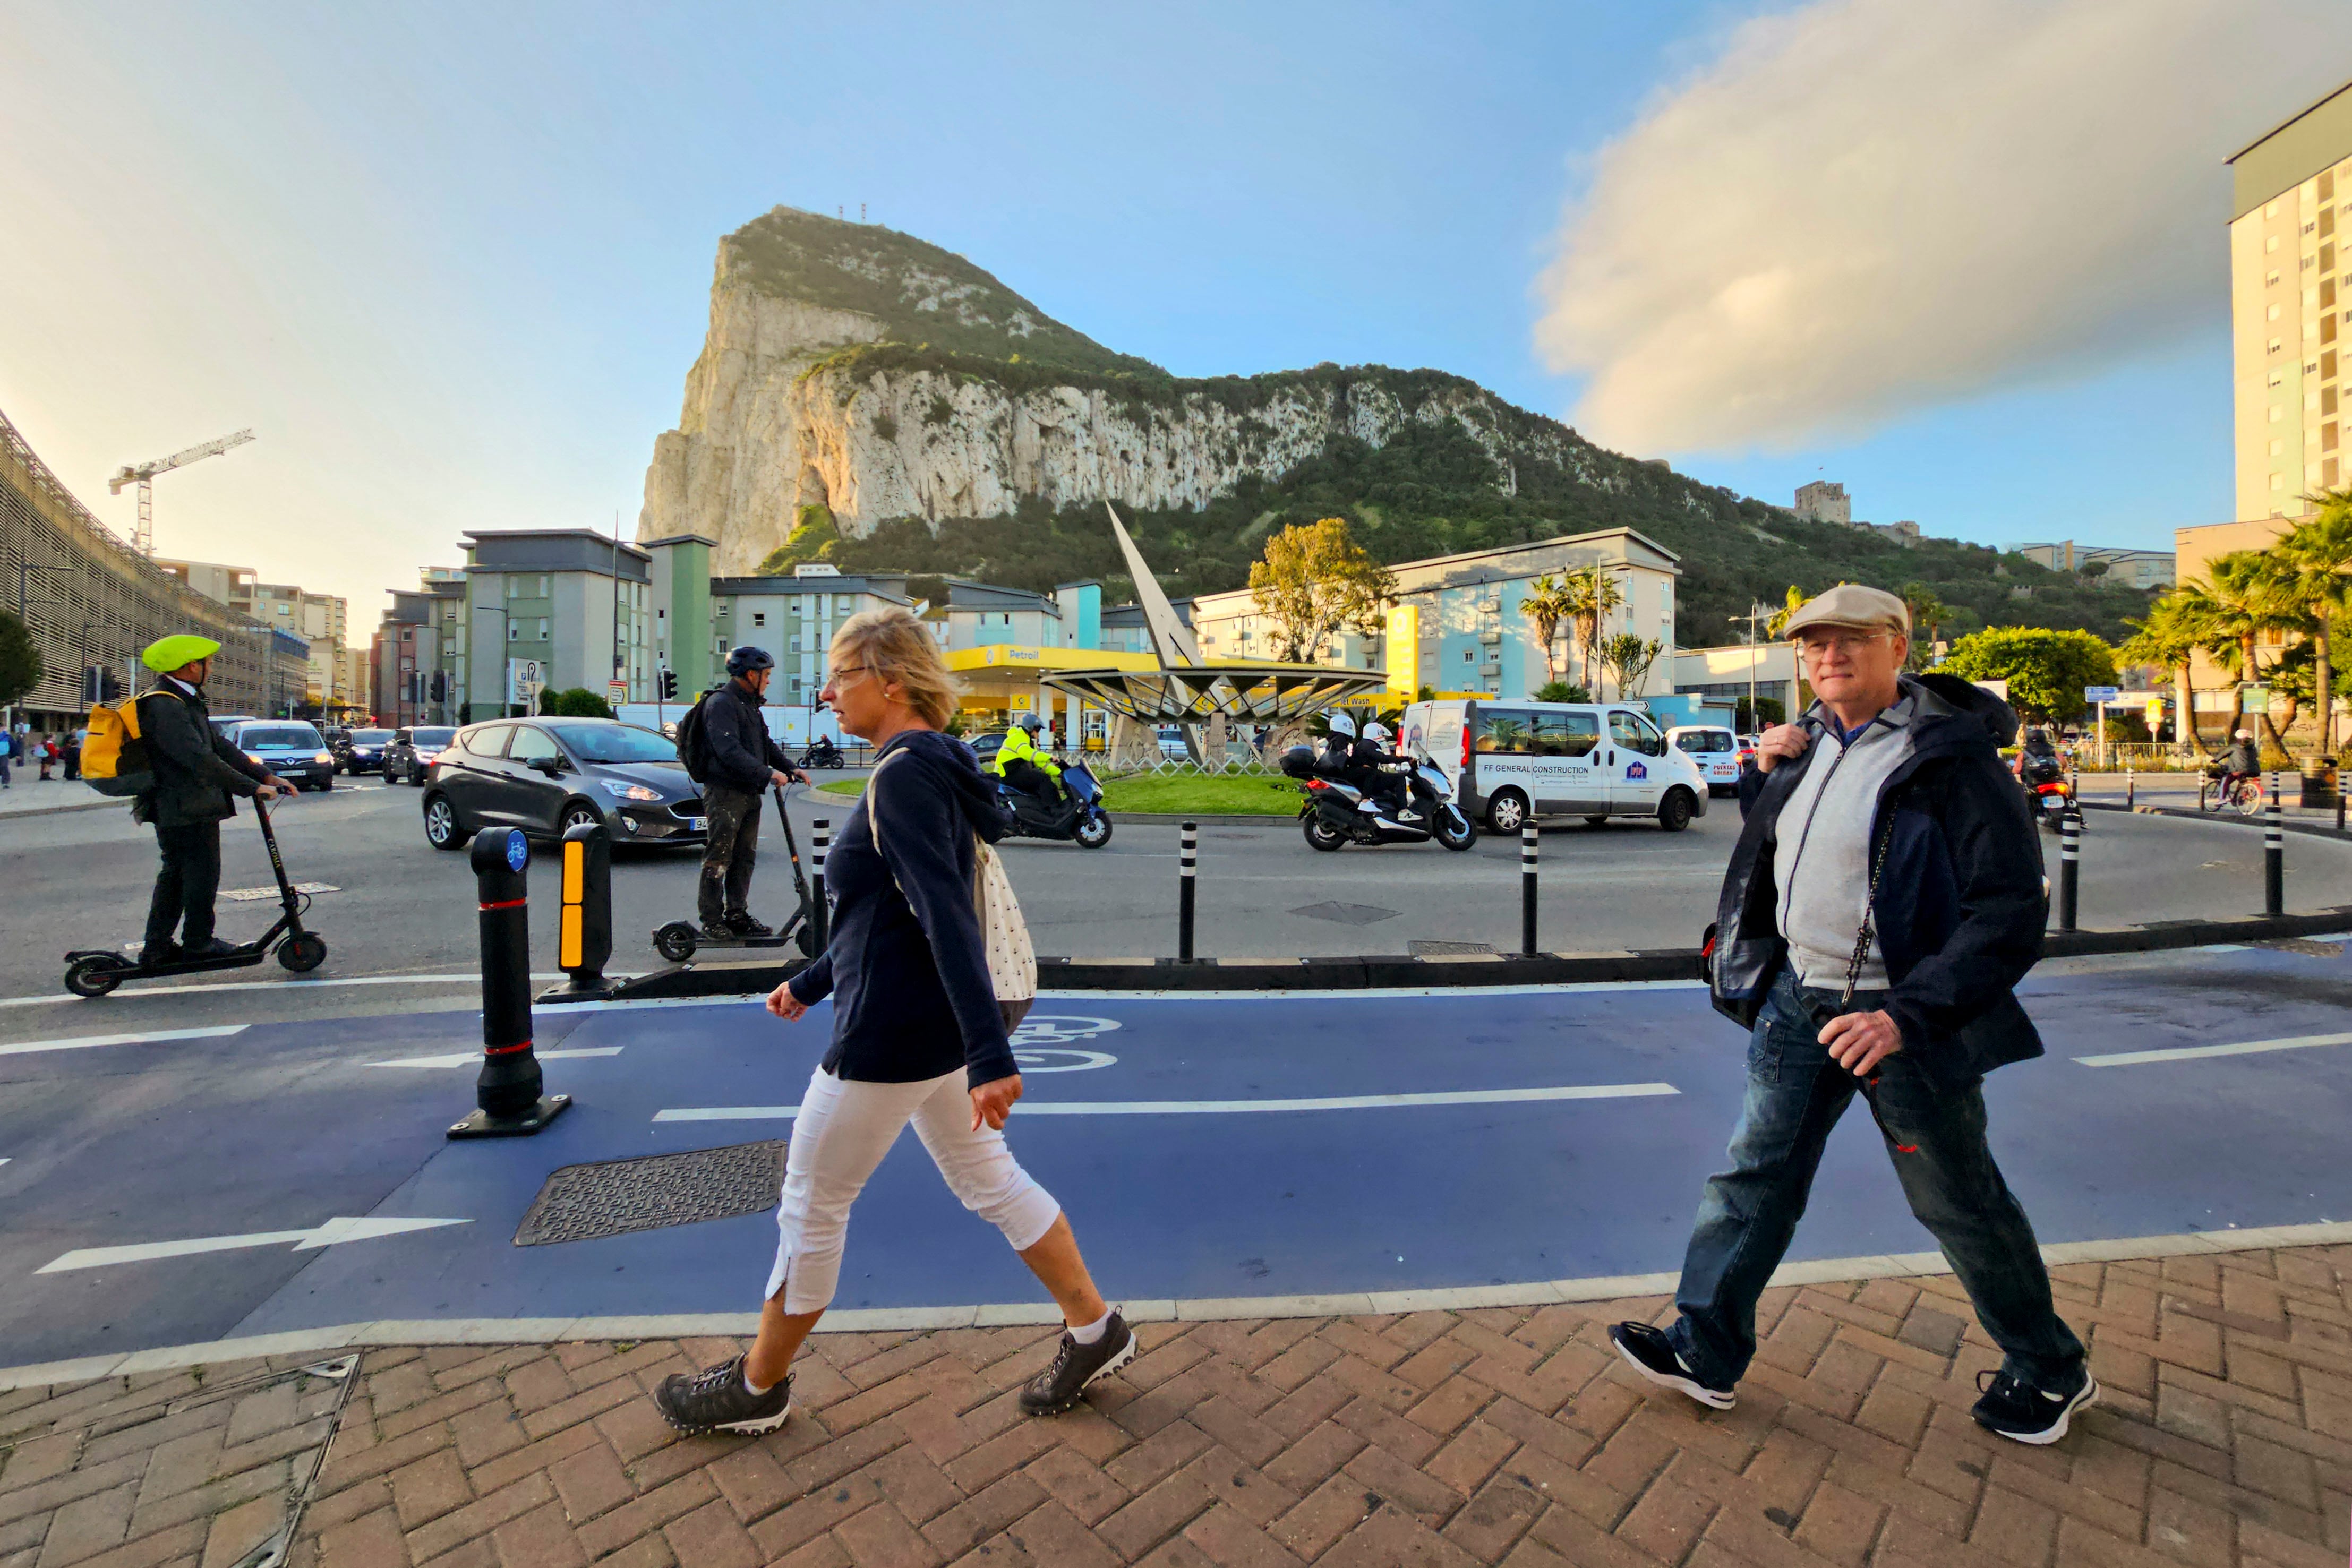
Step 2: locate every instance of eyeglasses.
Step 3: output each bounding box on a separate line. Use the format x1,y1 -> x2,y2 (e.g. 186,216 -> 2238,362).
1796,631 -> 1894,661
829,664 -> 871,682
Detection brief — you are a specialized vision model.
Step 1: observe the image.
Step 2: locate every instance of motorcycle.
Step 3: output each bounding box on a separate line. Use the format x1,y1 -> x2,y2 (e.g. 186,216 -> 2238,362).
1280,743 -> 1476,851
797,736 -> 844,770
994,757 -> 1114,848
2019,752 -> 2075,834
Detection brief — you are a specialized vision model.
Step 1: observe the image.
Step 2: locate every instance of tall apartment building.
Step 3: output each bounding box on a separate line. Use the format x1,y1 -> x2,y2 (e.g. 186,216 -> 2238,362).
2230,78 -> 2352,518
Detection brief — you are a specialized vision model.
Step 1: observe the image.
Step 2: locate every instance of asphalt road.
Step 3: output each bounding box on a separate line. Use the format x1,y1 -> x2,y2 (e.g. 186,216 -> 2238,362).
3,941 -> 2347,1367
2,779 -> 2348,1041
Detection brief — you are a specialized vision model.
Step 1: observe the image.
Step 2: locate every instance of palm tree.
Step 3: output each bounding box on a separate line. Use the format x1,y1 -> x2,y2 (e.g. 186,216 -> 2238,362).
1898,582 -> 1949,671
2177,551 -> 2297,755
1516,573 -> 1575,685
2118,592 -> 2204,755
2269,490 -> 2352,755
1561,567 -> 1623,693
1764,585 -> 1809,637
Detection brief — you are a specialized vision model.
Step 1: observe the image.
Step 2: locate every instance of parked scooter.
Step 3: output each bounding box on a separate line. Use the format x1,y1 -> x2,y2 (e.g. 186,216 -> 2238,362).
797,736 -> 844,770
1280,743 -> 1477,851
63,796 -> 328,996
652,782 -> 821,962
994,757 -> 1114,848
2019,752 -> 2076,834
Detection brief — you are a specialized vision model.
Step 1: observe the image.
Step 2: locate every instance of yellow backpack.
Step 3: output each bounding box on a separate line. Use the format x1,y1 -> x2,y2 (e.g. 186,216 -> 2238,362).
81,696 -> 152,798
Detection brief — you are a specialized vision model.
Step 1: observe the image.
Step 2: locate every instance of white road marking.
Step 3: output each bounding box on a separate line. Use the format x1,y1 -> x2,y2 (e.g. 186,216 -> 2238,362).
0,1025 -> 248,1057
220,882 -> 339,901
0,972 -> 634,1010
35,1215 -> 469,1274
2076,1030 -> 2352,1067
654,1082 -> 1678,1122
367,1047 -> 623,1069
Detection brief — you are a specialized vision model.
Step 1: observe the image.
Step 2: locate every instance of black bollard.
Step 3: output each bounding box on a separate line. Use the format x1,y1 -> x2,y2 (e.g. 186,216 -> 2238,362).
450,828 -> 571,1139
2056,814 -> 2079,932
1178,821 -> 1197,963
1521,825 -> 1538,956
2265,785 -> 2284,916
2125,760 -> 2134,810
557,819 -> 613,996
811,818 -> 830,952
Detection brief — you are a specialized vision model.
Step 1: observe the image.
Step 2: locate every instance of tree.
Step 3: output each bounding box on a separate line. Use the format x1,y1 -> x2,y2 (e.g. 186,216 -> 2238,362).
1534,680 -> 1590,703
2176,551 -> 2297,753
2269,490 -> 2352,755
1898,582 -> 1950,672
756,505 -> 842,575
541,687 -> 615,719
2118,592 -> 2205,752
1939,628 -> 2118,723
1764,584 -> 1809,637
1516,573 -> 1576,684
1561,567 -> 1624,692
0,611 -> 41,709
1247,518 -> 1397,663
1597,633 -> 1663,701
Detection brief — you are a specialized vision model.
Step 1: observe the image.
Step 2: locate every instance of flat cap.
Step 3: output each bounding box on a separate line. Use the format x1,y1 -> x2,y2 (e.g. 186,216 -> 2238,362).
1782,584 -> 1910,640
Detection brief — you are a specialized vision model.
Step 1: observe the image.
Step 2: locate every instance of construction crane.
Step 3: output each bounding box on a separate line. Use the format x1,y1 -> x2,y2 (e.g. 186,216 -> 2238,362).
108,429 -> 255,555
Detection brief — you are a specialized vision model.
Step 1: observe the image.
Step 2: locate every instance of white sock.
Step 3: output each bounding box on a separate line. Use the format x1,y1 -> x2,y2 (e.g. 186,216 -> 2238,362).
1068,1308 -> 1115,1345
742,1368 -> 776,1397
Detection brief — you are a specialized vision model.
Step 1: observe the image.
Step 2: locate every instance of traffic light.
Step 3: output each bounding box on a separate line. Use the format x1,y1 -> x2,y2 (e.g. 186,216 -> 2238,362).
430,671 -> 447,702
99,669 -> 124,702
659,669 -> 678,700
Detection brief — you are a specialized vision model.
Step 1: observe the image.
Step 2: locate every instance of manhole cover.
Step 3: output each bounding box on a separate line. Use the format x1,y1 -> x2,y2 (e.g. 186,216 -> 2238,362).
515,1142 -> 784,1246
1409,940 -> 1496,956
1289,901 -> 1398,926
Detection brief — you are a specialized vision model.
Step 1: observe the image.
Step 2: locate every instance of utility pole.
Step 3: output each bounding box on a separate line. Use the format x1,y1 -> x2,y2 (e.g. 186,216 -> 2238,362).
1729,603 -> 1772,732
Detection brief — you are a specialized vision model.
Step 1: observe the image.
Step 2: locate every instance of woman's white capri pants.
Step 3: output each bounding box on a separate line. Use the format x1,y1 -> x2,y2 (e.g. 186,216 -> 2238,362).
765,1064 -> 1062,1313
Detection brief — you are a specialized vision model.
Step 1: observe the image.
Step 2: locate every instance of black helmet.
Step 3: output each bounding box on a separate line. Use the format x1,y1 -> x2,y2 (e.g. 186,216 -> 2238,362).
726,646 -> 775,678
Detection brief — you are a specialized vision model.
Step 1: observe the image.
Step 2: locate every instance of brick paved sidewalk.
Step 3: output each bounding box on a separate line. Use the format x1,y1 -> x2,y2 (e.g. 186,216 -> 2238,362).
4,1245 -> 2347,1568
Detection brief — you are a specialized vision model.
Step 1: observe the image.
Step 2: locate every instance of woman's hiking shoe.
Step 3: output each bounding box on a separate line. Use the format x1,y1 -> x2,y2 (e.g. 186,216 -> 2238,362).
1971,1366 -> 2097,1445
1608,1322 -> 1737,1410
653,1354 -> 792,1435
1019,1312 -> 1137,1414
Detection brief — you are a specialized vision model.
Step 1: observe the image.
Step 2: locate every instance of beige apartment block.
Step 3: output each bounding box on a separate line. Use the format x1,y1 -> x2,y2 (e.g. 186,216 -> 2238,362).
2229,78 -> 2352,520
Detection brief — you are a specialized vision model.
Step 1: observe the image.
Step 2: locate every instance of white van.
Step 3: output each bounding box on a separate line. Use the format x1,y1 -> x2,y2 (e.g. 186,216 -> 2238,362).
1666,724 -> 1743,796
1397,698 -> 1709,834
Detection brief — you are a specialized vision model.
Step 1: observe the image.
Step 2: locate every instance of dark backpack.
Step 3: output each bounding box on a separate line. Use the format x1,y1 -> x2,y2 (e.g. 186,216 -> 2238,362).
675,687 -> 724,784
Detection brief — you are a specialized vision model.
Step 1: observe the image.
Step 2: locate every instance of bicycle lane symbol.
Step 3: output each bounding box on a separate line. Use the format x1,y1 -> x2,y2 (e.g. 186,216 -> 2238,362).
1011,1015 -> 1121,1073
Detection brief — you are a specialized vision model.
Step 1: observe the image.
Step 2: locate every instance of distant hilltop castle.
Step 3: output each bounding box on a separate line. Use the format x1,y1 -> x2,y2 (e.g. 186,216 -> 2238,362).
1794,481 -> 1919,547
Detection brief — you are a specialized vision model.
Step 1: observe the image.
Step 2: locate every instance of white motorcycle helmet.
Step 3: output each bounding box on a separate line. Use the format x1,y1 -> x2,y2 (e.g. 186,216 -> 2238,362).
1363,721 -> 1392,746
1325,712 -> 1357,740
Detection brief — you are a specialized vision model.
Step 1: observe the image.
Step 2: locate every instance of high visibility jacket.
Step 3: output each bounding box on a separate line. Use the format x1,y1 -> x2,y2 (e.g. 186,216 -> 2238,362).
990,725 -> 1060,779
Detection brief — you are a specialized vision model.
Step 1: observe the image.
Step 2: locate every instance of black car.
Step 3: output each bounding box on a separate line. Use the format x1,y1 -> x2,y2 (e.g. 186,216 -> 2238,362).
225,720 -> 336,792
383,725 -> 457,785
335,727 -> 396,775
420,717 -> 707,852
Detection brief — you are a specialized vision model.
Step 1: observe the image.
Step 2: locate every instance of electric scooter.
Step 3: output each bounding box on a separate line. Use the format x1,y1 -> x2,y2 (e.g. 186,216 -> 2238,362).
651,781 -> 821,963
63,795 -> 329,997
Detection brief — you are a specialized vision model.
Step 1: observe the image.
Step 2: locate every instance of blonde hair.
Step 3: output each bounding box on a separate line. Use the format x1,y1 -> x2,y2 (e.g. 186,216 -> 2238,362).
830,605 -> 962,729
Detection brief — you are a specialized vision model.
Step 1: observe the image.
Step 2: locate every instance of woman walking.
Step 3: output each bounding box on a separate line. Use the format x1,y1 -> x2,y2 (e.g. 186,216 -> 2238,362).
655,606 -> 1134,1436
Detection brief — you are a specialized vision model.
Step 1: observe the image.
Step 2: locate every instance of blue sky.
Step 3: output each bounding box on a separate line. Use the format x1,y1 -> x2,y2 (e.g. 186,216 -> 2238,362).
0,1 -> 2331,614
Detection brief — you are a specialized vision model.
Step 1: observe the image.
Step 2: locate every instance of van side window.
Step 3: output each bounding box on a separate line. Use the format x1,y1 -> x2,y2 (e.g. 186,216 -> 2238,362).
1476,709 -> 1534,754
1610,711 -> 1666,757
1540,712 -> 1600,757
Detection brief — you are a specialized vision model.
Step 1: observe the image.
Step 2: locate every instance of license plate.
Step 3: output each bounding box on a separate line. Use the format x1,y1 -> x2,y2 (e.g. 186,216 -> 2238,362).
681,817 -> 706,831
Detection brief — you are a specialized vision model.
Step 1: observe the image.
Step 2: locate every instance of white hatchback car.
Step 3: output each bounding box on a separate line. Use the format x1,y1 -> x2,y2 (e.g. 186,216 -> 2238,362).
1667,725 -> 1744,796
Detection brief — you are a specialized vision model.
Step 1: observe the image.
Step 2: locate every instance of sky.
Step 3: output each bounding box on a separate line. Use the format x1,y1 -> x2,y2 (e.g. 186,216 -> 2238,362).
2,0 -> 2348,623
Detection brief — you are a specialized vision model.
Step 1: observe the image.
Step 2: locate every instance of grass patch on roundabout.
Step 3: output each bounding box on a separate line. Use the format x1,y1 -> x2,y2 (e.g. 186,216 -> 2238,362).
815,772 -> 1303,815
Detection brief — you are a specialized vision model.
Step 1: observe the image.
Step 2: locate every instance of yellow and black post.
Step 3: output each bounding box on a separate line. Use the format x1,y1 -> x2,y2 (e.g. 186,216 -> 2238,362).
450,828 -> 572,1139
557,819 -> 614,997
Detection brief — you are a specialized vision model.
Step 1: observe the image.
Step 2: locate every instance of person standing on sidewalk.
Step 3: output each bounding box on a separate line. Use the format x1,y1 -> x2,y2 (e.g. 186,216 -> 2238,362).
655,606 -> 1134,1437
1610,584 -> 2094,1445
692,647 -> 804,941
0,726 -> 13,787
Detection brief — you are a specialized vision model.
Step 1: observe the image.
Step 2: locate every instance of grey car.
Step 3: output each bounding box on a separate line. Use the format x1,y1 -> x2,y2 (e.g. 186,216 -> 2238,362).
420,717 -> 707,852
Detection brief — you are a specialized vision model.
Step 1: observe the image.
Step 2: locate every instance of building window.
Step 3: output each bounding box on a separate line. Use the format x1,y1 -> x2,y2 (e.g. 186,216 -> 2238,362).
508,623 -> 520,641
752,612 -> 766,627
537,619 -> 550,640
836,595 -> 853,613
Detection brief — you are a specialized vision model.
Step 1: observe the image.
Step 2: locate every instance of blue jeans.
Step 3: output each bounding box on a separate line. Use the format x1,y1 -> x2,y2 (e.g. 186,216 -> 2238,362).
1667,970 -> 2084,1390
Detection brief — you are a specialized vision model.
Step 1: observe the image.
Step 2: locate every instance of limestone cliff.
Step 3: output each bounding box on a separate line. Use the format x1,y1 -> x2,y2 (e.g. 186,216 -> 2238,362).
638,207 -> 1637,576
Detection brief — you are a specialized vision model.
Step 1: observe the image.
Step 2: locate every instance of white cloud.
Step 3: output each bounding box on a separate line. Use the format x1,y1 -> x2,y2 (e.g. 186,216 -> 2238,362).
1536,0 -> 2352,455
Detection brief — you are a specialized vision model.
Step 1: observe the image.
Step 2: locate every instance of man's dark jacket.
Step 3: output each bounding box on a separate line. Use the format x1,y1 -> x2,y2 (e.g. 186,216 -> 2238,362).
699,681 -> 790,795
1708,673 -> 2047,1085
135,682 -> 269,828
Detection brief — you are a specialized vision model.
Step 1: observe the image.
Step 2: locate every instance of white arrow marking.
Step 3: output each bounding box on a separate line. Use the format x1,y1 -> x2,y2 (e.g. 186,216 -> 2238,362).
366,1047 -> 623,1069
2077,1030 -> 2352,1067
35,1216 -> 470,1273
0,1025 -> 247,1058
654,1082 -> 1680,1122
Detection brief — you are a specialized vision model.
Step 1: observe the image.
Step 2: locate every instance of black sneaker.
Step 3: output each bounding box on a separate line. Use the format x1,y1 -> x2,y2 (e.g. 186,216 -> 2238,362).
699,918 -> 736,941
1608,1322 -> 1736,1410
724,913 -> 773,938
653,1355 -> 791,1435
136,940 -> 179,968
1972,1366 -> 2097,1445
1019,1312 -> 1137,1415
182,938 -> 239,959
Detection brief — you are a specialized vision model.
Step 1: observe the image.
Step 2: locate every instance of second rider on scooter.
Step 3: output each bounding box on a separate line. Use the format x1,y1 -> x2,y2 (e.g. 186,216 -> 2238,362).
689,647 -> 809,942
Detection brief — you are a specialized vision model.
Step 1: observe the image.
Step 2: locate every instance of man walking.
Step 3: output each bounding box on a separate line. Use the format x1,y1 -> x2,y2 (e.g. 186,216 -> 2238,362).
694,647 -> 803,940
1610,585 -> 2093,1445
135,636 -> 294,965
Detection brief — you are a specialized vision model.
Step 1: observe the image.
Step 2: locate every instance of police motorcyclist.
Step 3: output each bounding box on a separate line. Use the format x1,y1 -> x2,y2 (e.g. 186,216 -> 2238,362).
696,647 -> 807,940
134,635 -> 296,965
990,712 -> 1063,808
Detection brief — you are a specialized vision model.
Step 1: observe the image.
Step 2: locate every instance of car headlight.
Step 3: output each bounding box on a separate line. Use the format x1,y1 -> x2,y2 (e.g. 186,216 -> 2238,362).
599,781 -> 662,802
314,752 -> 333,764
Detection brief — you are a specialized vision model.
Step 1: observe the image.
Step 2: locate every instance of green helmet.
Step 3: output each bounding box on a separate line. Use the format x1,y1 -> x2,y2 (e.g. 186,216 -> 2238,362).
142,634 -> 222,673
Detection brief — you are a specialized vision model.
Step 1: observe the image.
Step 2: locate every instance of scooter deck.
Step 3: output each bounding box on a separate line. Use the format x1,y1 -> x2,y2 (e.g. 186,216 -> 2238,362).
62,945 -> 272,979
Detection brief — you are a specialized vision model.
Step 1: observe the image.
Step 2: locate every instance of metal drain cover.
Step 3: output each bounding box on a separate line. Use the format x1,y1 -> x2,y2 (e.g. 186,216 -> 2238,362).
1288,901 -> 1398,926
1408,940 -> 1495,956
514,1142 -> 784,1246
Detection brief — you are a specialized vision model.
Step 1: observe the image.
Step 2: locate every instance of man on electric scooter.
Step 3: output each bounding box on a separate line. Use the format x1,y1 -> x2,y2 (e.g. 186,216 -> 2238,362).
698,647 -> 808,941
134,636 -> 296,967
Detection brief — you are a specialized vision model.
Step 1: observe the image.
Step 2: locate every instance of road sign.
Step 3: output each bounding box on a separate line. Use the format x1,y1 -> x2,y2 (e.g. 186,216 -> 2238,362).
2084,685 -> 2120,702
607,680 -> 629,702
507,658 -> 545,705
